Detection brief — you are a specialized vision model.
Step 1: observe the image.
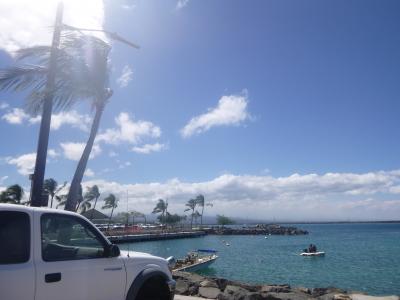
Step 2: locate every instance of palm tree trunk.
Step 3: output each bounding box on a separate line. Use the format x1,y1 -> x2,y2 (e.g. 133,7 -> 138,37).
201,206 -> 204,228
107,206 -> 115,231
50,195 -> 54,208
190,208 -> 194,229
90,196 -> 98,221
65,103 -> 104,211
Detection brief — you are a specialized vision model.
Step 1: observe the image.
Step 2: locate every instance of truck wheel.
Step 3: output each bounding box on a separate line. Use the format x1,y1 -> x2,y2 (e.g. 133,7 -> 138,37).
132,275 -> 170,300
135,276 -> 170,300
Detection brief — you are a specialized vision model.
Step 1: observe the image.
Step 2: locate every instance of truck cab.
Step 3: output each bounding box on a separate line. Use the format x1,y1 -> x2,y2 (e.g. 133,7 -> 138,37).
0,204 -> 175,300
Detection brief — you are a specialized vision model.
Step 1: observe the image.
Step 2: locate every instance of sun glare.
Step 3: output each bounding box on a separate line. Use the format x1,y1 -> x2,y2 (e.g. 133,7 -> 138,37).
0,0 -> 104,53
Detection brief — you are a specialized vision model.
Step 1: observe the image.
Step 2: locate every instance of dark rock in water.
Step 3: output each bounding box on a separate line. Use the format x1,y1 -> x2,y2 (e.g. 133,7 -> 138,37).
172,271 -> 389,299
199,287 -> 222,299
204,224 -> 308,236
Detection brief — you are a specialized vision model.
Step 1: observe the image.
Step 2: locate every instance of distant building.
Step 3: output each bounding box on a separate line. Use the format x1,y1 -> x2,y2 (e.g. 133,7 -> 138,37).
81,209 -> 109,223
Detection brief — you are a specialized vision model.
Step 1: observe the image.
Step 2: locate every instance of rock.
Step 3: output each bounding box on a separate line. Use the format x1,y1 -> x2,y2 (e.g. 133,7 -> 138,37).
201,280 -> 219,288
223,285 -> 251,300
313,288 -> 346,297
175,280 -> 190,295
199,287 -> 222,299
261,285 -> 291,293
214,278 -> 229,291
294,287 -> 311,295
350,295 -> 399,300
188,285 -> 199,296
334,294 -> 351,300
244,292 -> 264,300
263,292 -> 312,300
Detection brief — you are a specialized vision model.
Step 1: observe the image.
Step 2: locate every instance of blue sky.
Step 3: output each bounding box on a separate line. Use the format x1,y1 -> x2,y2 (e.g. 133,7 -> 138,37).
1,0 -> 400,221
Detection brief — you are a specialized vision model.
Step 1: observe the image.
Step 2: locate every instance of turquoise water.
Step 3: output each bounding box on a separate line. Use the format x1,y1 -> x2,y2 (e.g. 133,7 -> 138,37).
119,223 -> 400,296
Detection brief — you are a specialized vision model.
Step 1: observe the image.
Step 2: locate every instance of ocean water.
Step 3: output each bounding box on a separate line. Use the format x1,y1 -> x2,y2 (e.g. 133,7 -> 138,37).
119,223 -> 400,296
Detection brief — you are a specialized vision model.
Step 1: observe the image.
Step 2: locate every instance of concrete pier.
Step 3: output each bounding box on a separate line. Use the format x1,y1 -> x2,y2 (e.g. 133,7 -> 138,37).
108,231 -> 206,243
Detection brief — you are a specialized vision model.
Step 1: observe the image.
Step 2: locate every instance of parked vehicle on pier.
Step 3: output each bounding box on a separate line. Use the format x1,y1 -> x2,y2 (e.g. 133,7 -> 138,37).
0,204 -> 176,300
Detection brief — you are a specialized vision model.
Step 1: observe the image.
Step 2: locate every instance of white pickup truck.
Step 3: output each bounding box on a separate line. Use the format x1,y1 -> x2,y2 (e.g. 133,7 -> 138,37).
0,204 -> 176,300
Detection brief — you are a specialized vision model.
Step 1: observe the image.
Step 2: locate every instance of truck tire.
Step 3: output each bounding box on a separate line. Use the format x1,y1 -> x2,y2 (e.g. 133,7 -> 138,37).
126,269 -> 171,300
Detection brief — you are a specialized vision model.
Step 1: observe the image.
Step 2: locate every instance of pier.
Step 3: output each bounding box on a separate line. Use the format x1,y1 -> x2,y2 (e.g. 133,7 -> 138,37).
108,231 -> 206,243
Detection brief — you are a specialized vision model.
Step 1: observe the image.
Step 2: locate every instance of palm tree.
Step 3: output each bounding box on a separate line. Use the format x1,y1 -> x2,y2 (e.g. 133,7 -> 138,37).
102,194 -> 118,230
0,184 -> 24,204
64,37 -> 113,212
43,178 -> 67,208
195,194 -> 213,228
78,199 -> 92,214
83,185 -> 101,220
55,194 -> 68,209
184,198 -> 197,229
0,32 -> 112,211
152,199 -> 168,224
193,211 -> 201,226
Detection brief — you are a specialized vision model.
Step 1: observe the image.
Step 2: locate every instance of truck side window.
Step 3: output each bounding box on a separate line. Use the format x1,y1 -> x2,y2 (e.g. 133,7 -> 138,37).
41,214 -> 106,262
0,211 -> 30,264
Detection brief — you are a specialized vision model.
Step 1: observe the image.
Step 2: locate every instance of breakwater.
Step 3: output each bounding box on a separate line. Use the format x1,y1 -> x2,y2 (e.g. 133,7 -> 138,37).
108,231 -> 206,243
173,271 -> 399,300
204,224 -> 308,235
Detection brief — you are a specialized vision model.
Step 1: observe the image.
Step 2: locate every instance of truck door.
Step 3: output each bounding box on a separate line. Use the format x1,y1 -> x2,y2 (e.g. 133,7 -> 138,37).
0,210 -> 35,300
34,213 -> 126,300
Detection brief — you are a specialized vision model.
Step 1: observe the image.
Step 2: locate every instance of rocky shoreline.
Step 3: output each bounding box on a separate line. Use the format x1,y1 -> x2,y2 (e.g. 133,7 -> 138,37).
204,224 -> 308,236
172,271 -> 399,300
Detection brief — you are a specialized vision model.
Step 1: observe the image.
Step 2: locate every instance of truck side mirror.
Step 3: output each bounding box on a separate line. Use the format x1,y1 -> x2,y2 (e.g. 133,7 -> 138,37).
105,244 -> 120,257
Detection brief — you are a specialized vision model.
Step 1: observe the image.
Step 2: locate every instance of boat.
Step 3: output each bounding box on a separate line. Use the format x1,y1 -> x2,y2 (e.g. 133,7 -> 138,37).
300,251 -> 325,256
173,249 -> 218,272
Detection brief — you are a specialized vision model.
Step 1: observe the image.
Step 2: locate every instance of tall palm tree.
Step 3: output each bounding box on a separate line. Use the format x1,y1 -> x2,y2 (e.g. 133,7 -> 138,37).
102,194 -> 118,230
84,185 -> 101,220
64,37 -> 112,212
43,178 -> 67,208
0,32 -> 112,211
195,194 -> 213,228
152,199 -> 168,225
184,198 -> 197,229
0,184 -> 24,204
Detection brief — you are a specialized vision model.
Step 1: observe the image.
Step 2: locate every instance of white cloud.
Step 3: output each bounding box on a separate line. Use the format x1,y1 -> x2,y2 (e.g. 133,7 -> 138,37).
118,161 -> 131,169
1,108 -> 32,124
0,0 -> 105,54
4,149 -> 58,175
121,4 -> 136,10
2,108 -> 91,131
82,169 -> 400,221
0,175 -> 8,184
0,102 -> 9,110
60,142 -> 101,161
84,168 -> 95,177
109,151 -> 118,157
116,65 -> 133,88
97,112 -> 161,145
176,0 -> 190,10
132,143 -> 167,154
181,92 -> 251,138
50,111 -> 92,131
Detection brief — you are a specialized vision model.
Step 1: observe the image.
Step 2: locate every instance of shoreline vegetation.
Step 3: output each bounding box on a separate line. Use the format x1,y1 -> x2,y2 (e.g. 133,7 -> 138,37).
173,271 -> 399,299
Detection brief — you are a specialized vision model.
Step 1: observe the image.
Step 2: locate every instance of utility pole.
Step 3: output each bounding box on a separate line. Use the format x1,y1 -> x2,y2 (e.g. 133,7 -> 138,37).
30,2 -> 64,207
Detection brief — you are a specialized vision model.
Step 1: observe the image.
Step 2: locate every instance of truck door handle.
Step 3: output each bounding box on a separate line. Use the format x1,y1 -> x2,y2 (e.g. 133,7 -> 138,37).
45,273 -> 61,283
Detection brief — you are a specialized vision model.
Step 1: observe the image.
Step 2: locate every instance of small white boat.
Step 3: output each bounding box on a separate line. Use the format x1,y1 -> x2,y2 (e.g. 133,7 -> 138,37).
173,249 -> 218,272
300,251 -> 325,256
